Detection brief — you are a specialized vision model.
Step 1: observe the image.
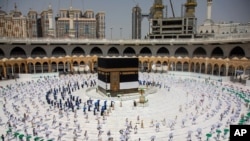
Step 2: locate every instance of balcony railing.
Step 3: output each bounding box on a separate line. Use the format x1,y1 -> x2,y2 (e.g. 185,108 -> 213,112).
0,33 -> 250,45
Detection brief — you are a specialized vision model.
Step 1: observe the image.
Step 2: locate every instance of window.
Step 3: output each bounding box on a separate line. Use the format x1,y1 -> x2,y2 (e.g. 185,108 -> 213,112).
85,24 -> 89,34
65,24 -> 69,33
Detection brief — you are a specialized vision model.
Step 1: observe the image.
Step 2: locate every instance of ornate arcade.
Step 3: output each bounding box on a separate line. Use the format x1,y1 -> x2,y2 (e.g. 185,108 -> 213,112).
0,35 -> 250,79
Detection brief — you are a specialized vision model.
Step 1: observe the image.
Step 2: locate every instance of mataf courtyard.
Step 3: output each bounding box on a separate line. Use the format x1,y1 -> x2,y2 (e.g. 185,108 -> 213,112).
0,72 -> 249,141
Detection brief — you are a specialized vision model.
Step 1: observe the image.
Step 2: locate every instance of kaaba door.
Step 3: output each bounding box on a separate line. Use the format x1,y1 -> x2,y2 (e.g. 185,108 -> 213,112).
110,72 -> 120,92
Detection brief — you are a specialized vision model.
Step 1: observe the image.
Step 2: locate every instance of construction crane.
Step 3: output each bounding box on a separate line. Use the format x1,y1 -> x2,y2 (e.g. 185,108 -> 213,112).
169,0 -> 175,17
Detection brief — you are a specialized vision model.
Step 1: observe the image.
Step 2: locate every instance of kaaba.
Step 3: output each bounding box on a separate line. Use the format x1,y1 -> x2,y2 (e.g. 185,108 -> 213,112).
97,57 -> 139,97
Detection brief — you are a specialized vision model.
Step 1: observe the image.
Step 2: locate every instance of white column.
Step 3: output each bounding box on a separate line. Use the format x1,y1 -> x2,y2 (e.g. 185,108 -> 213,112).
48,12 -> 53,29
149,19 -> 152,34
22,20 -> 27,37
11,65 -> 14,75
212,67 -> 214,75
69,8 -> 74,30
33,65 -> 36,73
68,7 -> 75,37
207,0 -> 213,20
225,63 -> 229,76
47,4 -> 54,37
219,67 -> 221,76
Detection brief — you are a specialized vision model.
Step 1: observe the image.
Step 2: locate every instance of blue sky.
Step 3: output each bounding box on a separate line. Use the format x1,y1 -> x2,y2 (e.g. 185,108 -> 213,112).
1,0 -> 249,39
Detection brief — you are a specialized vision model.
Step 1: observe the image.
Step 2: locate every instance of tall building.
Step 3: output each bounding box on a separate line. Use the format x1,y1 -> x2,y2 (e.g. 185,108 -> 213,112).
96,12 -> 105,39
27,10 -> 38,37
146,0 -> 197,39
55,8 -> 105,39
132,5 -> 142,39
0,3 -> 105,39
40,5 -> 54,37
0,4 -> 31,38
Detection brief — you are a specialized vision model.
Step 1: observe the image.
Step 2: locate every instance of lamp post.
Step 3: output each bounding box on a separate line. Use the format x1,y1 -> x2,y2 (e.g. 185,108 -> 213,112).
110,27 -> 113,39
120,27 -> 123,39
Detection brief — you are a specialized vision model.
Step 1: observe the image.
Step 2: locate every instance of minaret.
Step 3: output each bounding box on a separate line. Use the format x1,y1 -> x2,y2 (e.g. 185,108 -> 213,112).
132,4 -> 141,39
47,4 -> 55,37
151,0 -> 164,19
204,0 -> 214,25
184,0 -> 197,17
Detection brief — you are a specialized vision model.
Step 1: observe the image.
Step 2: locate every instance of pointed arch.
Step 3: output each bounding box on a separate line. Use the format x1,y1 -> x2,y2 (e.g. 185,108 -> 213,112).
175,47 -> 188,57
72,47 -> 85,56
157,47 -> 169,56
52,47 -> 66,57
229,46 -> 245,58
193,47 -> 207,57
211,47 -> 224,58
140,47 -> 152,56
31,47 -> 47,58
107,47 -> 119,56
90,47 -> 103,56
123,47 -> 136,56
10,47 -> 26,58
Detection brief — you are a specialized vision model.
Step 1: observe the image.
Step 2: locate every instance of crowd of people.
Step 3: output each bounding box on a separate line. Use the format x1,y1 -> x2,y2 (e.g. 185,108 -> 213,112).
0,72 -> 249,141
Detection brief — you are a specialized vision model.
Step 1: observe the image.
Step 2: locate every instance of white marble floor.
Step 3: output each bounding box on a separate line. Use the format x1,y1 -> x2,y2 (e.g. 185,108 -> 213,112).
0,73 -> 249,141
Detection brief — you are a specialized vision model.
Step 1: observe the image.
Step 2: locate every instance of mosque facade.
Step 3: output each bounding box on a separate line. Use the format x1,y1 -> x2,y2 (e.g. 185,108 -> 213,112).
0,36 -> 250,80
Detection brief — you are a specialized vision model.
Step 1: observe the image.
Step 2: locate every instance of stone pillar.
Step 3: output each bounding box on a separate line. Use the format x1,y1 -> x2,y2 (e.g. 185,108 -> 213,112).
3,66 -> 7,78
218,67 -> 221,76
33,65 -> 36,73
11,65 -> 14,75
63,63 -> 65,72
188,63 -> 191,72
211,66 -> 214,75
48,63 -> 52,72
25,63 -> 28,73
199,65 -> 201,73
205,61 -> 208,74
225,63 -> 229,76
147,62 -> 150,72
18,64 -> 20,73
90,62 -> 93,73
70,62 -> 73,72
